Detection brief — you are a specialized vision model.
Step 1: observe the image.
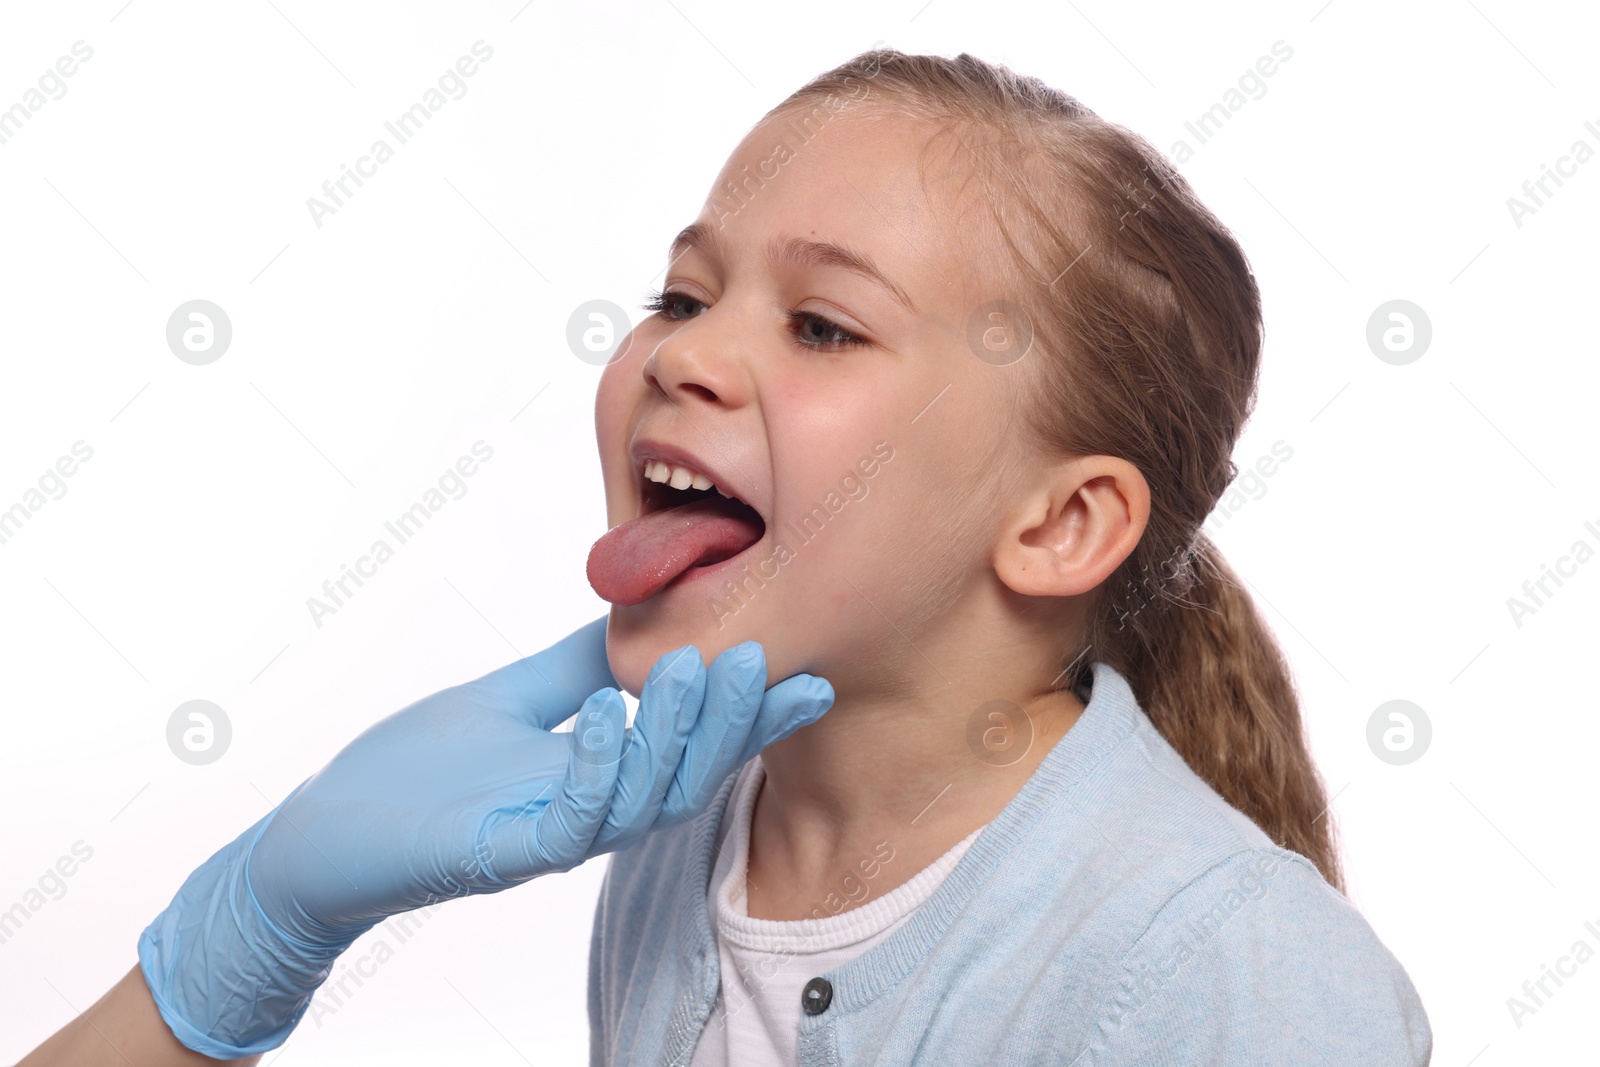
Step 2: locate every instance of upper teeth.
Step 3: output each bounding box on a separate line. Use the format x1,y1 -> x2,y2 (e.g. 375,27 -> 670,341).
645,459 -> 728,497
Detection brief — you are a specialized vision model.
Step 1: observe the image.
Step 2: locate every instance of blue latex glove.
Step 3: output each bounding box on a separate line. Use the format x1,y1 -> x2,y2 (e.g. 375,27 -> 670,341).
137,615 -> 832,1058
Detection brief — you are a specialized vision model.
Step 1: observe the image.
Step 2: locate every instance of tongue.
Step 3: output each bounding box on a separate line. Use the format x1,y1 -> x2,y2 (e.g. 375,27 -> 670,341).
587,495 -> 764,605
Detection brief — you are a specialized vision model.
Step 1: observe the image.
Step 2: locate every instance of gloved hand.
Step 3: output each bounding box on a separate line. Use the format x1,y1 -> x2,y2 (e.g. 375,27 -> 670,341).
137,615 -> 832,1058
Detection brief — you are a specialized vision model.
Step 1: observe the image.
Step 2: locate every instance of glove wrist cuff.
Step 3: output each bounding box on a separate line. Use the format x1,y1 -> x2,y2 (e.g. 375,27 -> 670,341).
137,812 -> 357,1057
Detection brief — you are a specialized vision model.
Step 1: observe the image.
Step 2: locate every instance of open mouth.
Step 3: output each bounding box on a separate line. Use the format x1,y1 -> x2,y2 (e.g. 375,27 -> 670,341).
633,460 -> 764,566
585,455 -> 769,605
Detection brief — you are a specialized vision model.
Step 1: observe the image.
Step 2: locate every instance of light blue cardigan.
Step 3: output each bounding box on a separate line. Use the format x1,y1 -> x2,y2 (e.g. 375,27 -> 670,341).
587,661 -> 1432,1065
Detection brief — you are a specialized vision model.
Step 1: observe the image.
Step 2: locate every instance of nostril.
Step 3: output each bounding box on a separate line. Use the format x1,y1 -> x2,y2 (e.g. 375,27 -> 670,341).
644,375 -> 714,405
641,345 -> 722,406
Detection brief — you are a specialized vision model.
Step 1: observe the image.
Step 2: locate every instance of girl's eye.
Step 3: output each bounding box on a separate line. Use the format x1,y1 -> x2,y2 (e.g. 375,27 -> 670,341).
641,288 -> 871,351
640,288 -> 705,321
786,310 -> 870,350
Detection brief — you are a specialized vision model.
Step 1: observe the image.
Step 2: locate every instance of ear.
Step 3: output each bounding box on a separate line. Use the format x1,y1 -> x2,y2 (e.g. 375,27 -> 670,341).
992,455 -> 1150,598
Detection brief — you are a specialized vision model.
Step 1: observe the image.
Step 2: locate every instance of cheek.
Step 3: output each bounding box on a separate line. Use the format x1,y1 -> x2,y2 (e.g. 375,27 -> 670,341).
593,347 -> 635,439
594,330 -> 657,515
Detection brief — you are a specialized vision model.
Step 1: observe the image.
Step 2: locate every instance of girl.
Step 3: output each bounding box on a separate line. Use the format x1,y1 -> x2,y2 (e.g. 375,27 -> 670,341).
20,47 -> 1429,1067
584,48 -> 1430,1065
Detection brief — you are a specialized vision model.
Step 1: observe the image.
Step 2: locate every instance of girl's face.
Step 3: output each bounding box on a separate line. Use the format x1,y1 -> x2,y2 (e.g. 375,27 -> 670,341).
594,104 -> 1027,699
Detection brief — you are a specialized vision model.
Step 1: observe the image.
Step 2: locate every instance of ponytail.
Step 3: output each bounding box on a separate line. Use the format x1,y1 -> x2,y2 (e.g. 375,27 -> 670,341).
775,49 -> 1345,892
1086,534 -> 1343,891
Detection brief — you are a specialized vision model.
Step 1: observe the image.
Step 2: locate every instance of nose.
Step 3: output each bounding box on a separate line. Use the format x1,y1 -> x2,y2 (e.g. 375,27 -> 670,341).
640,307 -> 753,410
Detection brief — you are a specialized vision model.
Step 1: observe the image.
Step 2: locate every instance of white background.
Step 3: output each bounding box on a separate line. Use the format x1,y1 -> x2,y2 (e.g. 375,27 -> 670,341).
1,0 -> 1596,1063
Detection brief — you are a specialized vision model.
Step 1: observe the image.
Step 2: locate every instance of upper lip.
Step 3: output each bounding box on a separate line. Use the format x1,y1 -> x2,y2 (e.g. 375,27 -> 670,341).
630,437 -> 763,519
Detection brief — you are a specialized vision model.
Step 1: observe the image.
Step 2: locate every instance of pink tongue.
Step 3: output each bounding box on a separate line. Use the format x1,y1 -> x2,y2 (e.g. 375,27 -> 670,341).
587,495 -> 764,605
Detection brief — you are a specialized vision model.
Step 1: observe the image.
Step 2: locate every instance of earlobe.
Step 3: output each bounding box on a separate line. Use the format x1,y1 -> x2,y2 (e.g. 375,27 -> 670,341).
993,456 -> 1149,599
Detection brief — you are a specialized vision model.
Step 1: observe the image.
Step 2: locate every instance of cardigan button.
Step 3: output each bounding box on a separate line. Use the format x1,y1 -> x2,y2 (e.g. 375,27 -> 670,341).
801,977 -> 833,1015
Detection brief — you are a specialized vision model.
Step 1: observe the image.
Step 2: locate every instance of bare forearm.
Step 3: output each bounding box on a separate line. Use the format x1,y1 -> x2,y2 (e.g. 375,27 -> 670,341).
18,964 -> 262,1067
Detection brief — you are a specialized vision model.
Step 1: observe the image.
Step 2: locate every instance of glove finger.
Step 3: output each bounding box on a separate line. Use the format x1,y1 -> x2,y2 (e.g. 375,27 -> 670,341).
654,642 -> 766,827
595,644 -> 706,846
472,615 -> 617,731
733,672 -> 835,769
487,687 -> 624,881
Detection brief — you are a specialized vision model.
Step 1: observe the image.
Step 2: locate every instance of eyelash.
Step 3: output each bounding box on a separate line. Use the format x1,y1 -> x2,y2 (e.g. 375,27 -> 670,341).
640,288 -> 872,350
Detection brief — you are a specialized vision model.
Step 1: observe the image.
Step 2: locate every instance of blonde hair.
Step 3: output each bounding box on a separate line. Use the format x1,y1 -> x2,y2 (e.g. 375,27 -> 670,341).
768,49 -> 1343,891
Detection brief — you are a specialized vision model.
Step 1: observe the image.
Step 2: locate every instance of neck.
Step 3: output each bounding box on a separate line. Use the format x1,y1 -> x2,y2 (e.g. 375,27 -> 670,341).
743,616 -> 1086,921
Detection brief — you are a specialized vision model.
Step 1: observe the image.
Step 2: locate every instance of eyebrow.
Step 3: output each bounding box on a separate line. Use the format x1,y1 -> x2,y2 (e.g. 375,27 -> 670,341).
667,221 -> 916,314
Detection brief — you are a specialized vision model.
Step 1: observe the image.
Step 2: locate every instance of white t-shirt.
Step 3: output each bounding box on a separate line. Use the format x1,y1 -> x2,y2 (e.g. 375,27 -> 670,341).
689,757 -> 988,1067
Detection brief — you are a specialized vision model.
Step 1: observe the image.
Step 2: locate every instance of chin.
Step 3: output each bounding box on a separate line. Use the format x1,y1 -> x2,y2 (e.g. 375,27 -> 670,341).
604,606 -> 755,699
